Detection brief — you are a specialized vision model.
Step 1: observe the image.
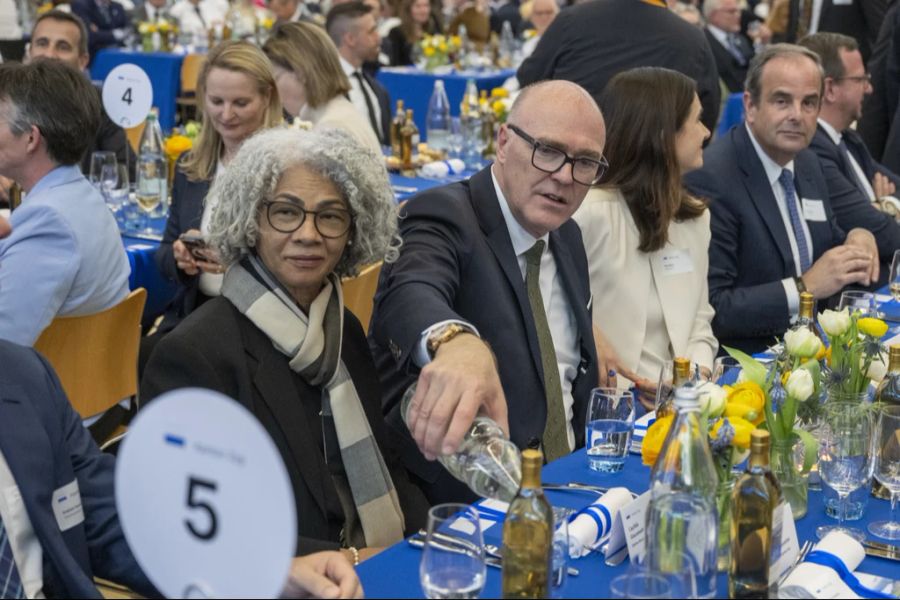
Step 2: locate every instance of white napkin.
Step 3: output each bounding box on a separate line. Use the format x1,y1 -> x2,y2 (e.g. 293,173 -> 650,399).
780,531 -> 866,598
567,487 -> 633,558
419,159 -> 466,179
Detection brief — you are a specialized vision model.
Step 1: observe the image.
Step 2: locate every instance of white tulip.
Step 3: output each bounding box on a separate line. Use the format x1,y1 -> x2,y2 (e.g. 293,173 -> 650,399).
785,369 -> 815,402
784,327 -> 823,358
865,351 -> 889,383
818,308 -> 852,337
698,381 -> 728,418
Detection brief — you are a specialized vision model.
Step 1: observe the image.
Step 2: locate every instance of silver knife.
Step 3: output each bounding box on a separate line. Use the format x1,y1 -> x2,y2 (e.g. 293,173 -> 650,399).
864,540 -> 900,558
865,545 -> 900,562
407,536 -> 503,569
542,482 -> 609,494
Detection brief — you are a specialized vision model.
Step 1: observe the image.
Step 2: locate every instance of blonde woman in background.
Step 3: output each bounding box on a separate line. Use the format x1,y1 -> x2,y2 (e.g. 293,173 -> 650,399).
263,21 -> 383,154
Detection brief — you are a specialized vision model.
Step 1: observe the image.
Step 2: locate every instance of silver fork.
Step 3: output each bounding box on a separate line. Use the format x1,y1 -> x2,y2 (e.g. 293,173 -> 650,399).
777,540 -> 813,587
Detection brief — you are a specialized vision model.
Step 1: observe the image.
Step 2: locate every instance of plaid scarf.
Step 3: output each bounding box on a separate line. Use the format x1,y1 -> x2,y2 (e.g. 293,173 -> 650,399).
222,255 -> 405,547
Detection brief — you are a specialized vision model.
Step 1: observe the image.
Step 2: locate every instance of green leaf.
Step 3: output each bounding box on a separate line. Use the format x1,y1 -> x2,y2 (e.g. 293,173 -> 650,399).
793,428 -> 818,472
723,346 -> 768,387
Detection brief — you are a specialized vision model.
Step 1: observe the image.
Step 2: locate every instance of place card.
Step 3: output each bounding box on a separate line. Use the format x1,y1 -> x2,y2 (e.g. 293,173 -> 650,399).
606,490 -> 651,565
101,63 -> 153,128
769,502 -> 800,584
115,388 -> 296,598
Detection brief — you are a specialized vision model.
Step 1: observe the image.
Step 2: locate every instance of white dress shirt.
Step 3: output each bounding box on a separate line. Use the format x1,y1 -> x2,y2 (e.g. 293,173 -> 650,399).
340,56 -> 383,141
0,450 -> 43,599
169,0 -> 227,37
746,123 -> 813,319
818,118 -> 877,201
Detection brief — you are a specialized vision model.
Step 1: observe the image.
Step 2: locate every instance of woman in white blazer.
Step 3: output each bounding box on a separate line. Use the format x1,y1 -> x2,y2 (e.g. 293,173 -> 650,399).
574,67 -> 717,405
264,21 -> 383,156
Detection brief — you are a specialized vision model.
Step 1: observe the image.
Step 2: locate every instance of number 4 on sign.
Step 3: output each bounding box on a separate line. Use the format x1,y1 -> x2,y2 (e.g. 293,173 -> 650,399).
185,476 -> 219,541
122,87 -> 133,106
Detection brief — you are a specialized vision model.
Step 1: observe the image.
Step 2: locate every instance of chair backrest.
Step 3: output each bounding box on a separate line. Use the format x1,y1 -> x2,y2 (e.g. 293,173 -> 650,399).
125,122 -> 146,153
34,289 -> 147,419
341,262 -> 383,333
180,53 -> 206,95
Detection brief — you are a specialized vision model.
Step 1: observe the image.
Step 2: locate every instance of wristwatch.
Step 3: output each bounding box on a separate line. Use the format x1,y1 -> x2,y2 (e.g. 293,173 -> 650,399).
794,276 -> 807,294
426,323 -> 474,358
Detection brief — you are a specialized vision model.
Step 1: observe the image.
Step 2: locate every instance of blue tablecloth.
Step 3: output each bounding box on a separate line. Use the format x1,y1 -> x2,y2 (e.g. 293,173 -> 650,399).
377,67 -> 515,141
357,451 -> 898,598
90,49 -> 185,132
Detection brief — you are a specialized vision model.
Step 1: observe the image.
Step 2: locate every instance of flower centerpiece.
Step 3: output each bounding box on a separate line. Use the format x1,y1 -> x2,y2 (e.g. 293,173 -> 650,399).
489,87 -> 512,123
419,34 -> 462,72
138,20 -> 176,52
255,15 -> 275,45
164,130 -> 193,185
819,308 -> 887,402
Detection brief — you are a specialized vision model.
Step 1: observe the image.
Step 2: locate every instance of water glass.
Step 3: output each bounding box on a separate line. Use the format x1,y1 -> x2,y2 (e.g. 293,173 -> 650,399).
816,402 -> 874,542
889,250 -> 900,302
585,388 -> 635,472
420,504 -> 486,599
89,151 -> 117,188
712,356 -> 742,386
550,507 -> 569,597
448,117 -> 464,160
610,572 -> 672,599
868,405 -> 900,540
838,290 -> 876,315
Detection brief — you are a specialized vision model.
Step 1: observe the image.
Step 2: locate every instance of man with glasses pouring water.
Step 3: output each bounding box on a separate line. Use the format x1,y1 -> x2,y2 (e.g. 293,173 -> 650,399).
369,80 -> 608,504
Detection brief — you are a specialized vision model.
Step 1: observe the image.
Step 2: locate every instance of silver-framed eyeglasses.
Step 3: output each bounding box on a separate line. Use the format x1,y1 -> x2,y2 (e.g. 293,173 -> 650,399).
507,123 -> 609,185
263,200 -> 353,238
837,73 -> 872,85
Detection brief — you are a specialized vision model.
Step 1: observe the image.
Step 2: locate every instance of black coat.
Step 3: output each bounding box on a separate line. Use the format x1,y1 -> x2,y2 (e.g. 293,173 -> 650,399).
704,27 -> 754,94
516,0 -> 721,133
154,164 -> 210,333
368,167 -> 599,505
141,297 -> 429,554
71,0 -> 129,58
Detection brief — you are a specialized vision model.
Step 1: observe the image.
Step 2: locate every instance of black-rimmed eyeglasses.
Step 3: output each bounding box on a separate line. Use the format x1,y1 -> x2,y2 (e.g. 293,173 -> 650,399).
263,201 -> 353,238
507,123 -> 609,186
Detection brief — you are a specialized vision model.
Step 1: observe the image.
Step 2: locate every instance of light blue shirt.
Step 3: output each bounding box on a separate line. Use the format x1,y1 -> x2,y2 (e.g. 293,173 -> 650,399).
0,165 -> 130,345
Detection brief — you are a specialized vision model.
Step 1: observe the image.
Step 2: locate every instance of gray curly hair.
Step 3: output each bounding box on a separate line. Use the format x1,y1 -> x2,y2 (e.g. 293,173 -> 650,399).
206,126 -> 400,277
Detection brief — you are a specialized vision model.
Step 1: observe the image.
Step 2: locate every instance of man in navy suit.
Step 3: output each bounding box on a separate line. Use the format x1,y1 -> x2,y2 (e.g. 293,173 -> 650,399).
799,32 -> 900,281
369,81 -> 603,503
685,44 -> 879,355
70,0 -> 130,58
704,0 -> 756,93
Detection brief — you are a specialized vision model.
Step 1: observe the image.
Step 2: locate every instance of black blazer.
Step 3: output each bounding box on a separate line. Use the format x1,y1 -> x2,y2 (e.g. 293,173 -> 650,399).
368,167 -> 599,505
684,126 -> 846,355
704,27 -> 753,93
154,164 -> 210,333
361,70 -> 392,145
808,125 -> 900,279
385,26 -> 414,66
516,0 -> 721,133
0,341 -> 156,599
790,0 -> 889,61
858,0 -> 900,162
140,297 -> 429,554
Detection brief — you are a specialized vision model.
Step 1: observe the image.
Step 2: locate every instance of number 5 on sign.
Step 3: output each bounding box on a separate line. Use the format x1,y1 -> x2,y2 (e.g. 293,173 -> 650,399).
115,388 -> 297,598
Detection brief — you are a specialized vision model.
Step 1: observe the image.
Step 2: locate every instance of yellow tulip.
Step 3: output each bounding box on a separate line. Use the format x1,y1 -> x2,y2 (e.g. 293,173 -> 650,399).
641,415 -> 673,466
858,317 -> 889,338
438,42 -> 448,53
712,417 -> 756,449
423,46 -> 436,57
727,381 -> 765,414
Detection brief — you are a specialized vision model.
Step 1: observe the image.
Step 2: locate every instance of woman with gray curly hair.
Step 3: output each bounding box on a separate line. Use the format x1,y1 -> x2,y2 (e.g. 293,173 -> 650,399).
141,127 -> 428,562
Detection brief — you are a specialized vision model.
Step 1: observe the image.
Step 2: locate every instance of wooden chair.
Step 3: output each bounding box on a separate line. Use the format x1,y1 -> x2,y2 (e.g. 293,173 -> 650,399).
341,262 -> 383,333
175,53 -> 206,122
125,122 -> 146,154
34,289 -> 147,444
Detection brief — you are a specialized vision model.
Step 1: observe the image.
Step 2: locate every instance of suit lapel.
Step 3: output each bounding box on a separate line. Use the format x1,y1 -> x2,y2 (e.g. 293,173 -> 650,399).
470,169 -> 545,379
844,129 -> 876,181
735,127 -> 794,270
549,230 -> 592,372
243,329 -> 330,518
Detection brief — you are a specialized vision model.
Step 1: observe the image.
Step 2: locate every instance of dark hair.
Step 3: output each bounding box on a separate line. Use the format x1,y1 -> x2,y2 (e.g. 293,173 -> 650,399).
0,60 -> 99,166
797,32 -> 859,79
32,10 -> 89,58
398,0 -> 437,41
599,67 -> 706,253
326,1 -> 373,46
744,43 -> 823,105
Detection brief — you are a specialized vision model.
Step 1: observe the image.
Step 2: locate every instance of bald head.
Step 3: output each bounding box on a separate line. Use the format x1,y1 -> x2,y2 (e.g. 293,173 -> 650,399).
495,80 -> 606,238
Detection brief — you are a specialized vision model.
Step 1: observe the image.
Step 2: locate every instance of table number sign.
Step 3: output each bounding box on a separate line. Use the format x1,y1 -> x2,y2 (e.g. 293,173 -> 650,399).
115,388 -> 297,598
101,63 -> 154,128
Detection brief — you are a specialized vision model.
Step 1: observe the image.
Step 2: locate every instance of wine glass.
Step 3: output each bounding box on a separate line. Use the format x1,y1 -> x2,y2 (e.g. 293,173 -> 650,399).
888,250 -> 900,302
419,503 -> 485,599
89,151 -> 117,189
838,290 -> 876,316
868,405 -> 900,540
816,402 -> 875,541
103,164 -> 130,218
448,116 -> 464,160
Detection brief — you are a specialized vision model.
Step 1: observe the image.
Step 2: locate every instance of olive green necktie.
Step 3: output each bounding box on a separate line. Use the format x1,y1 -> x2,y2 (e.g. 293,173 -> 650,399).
524,240 -> 569,461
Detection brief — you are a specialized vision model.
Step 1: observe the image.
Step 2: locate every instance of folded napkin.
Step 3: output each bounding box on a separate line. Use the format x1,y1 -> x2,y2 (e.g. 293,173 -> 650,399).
567,487 -> 633,558
781,532 -> 894,599
419,159 -> 466,179
631,412 -> 655,453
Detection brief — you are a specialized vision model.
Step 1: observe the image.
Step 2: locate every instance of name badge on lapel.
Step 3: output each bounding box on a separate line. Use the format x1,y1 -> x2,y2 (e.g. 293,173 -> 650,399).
802,198 -> 827,222
52,479 -> 84,531
660,249 -> 694,275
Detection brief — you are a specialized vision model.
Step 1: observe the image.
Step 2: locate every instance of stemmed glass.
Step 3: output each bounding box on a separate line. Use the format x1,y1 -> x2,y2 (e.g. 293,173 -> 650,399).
448,116 -> 464,160
838,290 -> 877,316
103,164 -> 130,225
888,250 -> 900,302
868,405 -> 900,540
89,151 -> 117,191
816,402 -> 875,541
419,504 -> 486,599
